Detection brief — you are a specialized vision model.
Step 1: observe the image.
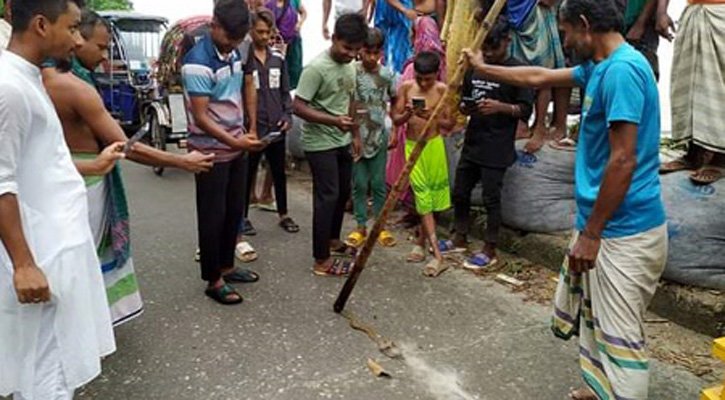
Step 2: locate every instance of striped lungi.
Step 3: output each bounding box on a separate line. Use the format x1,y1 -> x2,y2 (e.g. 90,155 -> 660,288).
671,3 -> 725,153
509,3 -> 566,69
552,225 -> 668,400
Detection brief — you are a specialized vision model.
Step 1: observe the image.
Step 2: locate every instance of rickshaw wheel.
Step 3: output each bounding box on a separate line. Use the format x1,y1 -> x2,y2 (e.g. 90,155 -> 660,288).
149,111 -> 166,176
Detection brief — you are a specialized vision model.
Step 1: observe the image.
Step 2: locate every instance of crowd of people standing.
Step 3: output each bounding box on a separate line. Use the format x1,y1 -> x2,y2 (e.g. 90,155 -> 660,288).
1,0 -> 724,399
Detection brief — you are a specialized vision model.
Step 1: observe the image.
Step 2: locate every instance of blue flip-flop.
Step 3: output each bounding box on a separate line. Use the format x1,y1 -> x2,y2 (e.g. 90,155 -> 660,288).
464,253 -> 498,271
436,240 -> 466,254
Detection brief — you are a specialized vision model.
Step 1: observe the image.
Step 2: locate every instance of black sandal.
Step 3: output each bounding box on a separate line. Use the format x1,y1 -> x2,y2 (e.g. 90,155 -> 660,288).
205,284 -> 243,305
223,268 -> 260,283
279,217 -> 300,233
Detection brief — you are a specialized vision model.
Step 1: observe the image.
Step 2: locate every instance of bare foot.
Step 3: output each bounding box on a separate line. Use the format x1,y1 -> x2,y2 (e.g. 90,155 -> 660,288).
568,388 -> 597,400
516,121 -> 531,140
313,258 -> 333,274
550,125 -> 567,142
524,126 -> 547,154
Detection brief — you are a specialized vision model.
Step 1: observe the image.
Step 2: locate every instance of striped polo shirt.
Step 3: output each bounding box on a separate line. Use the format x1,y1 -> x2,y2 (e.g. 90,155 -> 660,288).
182,34 -> 253,162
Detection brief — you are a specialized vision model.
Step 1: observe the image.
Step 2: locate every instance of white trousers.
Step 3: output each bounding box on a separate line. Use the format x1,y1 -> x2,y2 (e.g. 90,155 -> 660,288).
13,306 -> 74,400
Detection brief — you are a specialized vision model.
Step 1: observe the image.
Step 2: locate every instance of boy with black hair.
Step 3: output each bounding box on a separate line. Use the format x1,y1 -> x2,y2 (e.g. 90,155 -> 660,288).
1,0 -> 119,397
346,27 -> 398,249
243,9 -> 300,234
392,50 -> 455,277
294,12 -> 366,277
453,18 -> 534,270
183,0 -> 266,305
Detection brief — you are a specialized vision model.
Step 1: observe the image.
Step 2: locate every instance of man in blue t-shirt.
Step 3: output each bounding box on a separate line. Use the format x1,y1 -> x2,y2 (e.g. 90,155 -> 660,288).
463,1 -> 666,399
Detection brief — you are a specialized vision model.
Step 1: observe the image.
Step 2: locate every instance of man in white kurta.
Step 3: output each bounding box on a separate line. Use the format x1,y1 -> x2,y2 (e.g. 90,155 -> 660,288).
0,44 -> 115,400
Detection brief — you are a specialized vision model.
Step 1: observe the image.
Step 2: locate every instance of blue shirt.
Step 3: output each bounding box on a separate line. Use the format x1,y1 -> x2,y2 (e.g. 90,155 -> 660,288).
182,35 -> 253,162
573,43 -> 665,238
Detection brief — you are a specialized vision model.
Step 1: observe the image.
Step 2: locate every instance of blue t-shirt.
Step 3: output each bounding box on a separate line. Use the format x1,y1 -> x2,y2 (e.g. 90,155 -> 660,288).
182,35 -> 253,162
572,43 -> 666,238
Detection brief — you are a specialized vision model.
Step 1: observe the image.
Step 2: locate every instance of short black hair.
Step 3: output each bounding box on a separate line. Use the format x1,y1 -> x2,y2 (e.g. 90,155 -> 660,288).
214,0 -> 250,40
251,8 -> 275,29
483,16 -> 510,48
559,0 -> 623,33
363,27 -> 384,50
12,0 -> 84,32
414,51 -> 440,75
333,12 -> 367,44
79,9 -> 109,40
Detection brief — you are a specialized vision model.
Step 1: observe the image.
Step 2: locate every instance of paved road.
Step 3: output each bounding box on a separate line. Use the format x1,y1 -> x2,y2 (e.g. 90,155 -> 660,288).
74,160 -> 704,400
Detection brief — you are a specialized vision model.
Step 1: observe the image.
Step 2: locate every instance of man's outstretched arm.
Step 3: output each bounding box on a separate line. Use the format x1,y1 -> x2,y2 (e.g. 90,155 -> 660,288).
463,49 -> 578,88
72,81 -> 213,173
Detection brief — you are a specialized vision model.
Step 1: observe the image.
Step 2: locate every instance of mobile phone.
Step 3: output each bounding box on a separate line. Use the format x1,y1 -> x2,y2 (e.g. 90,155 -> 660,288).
123,127 -> 151,154
261,131 -> 282,144
412,97 -> 426,110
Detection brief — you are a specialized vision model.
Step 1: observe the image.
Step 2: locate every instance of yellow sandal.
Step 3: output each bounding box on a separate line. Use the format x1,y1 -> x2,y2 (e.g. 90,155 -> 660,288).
345,231 -> 367,248
378,230 -> 397,247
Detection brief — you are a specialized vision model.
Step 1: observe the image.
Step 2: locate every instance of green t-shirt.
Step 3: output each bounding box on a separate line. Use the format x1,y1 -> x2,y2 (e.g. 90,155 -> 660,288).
296,51 -> 356,153
624,0 -> 648,30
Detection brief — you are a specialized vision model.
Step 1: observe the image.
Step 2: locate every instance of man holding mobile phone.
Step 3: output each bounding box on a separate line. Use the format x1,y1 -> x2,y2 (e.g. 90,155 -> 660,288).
183,0 -> 267,305
242,9 -> 300,236
42,9 -> 216,324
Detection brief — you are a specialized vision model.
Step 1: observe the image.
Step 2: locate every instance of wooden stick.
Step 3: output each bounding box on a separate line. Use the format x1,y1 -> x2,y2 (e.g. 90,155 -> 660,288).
334,0 -> 508,313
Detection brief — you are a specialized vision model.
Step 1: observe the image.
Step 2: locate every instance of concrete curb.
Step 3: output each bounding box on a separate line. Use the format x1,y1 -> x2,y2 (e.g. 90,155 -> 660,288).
290,156 -> 725,338
436,210 -> 725,338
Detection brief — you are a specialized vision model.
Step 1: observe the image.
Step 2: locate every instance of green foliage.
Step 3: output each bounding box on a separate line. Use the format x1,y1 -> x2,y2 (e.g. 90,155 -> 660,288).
86,0 -> 134,11
0,0 -> 134,17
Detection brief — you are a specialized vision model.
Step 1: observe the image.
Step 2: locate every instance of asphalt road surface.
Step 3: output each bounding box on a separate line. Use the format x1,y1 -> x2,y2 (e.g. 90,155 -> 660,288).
71,159 -> 704,400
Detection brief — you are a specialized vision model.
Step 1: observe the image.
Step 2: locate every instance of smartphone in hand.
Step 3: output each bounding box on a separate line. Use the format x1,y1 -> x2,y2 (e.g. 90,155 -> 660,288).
261,131 -> 283,144
412,97 -> 426,110
123,127 -> 151,154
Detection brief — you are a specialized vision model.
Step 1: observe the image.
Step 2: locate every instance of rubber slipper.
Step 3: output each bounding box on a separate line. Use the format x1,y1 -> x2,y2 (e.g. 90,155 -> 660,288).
435,240 -> 466,255
549,137 -> 577,152
313,259 -> 354,277
240,219 -> 257,236
378,230 -> 397,247
235,242 -> 258,263
463,253 -> 498,271
690,166 -> 725,185
259,202 -> 278,212
423,259 -> 448,277
223,268 -> 260,283
205,284 -> 243,305
345,231 -> 367,248
660,157 -> 696,174
407,245 -> 426,263
279,217 -> 300,233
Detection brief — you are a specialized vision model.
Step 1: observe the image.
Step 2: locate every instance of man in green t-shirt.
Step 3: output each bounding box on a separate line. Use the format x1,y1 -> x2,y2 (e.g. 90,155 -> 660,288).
293,12 -> 366,277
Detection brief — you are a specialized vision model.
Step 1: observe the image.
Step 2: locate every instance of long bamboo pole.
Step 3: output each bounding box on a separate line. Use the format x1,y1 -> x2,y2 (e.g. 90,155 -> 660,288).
333,0 -> 508,313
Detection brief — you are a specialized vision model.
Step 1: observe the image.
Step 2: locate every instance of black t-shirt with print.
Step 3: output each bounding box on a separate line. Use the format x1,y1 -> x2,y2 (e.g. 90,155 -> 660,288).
460,58 -> 534,169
